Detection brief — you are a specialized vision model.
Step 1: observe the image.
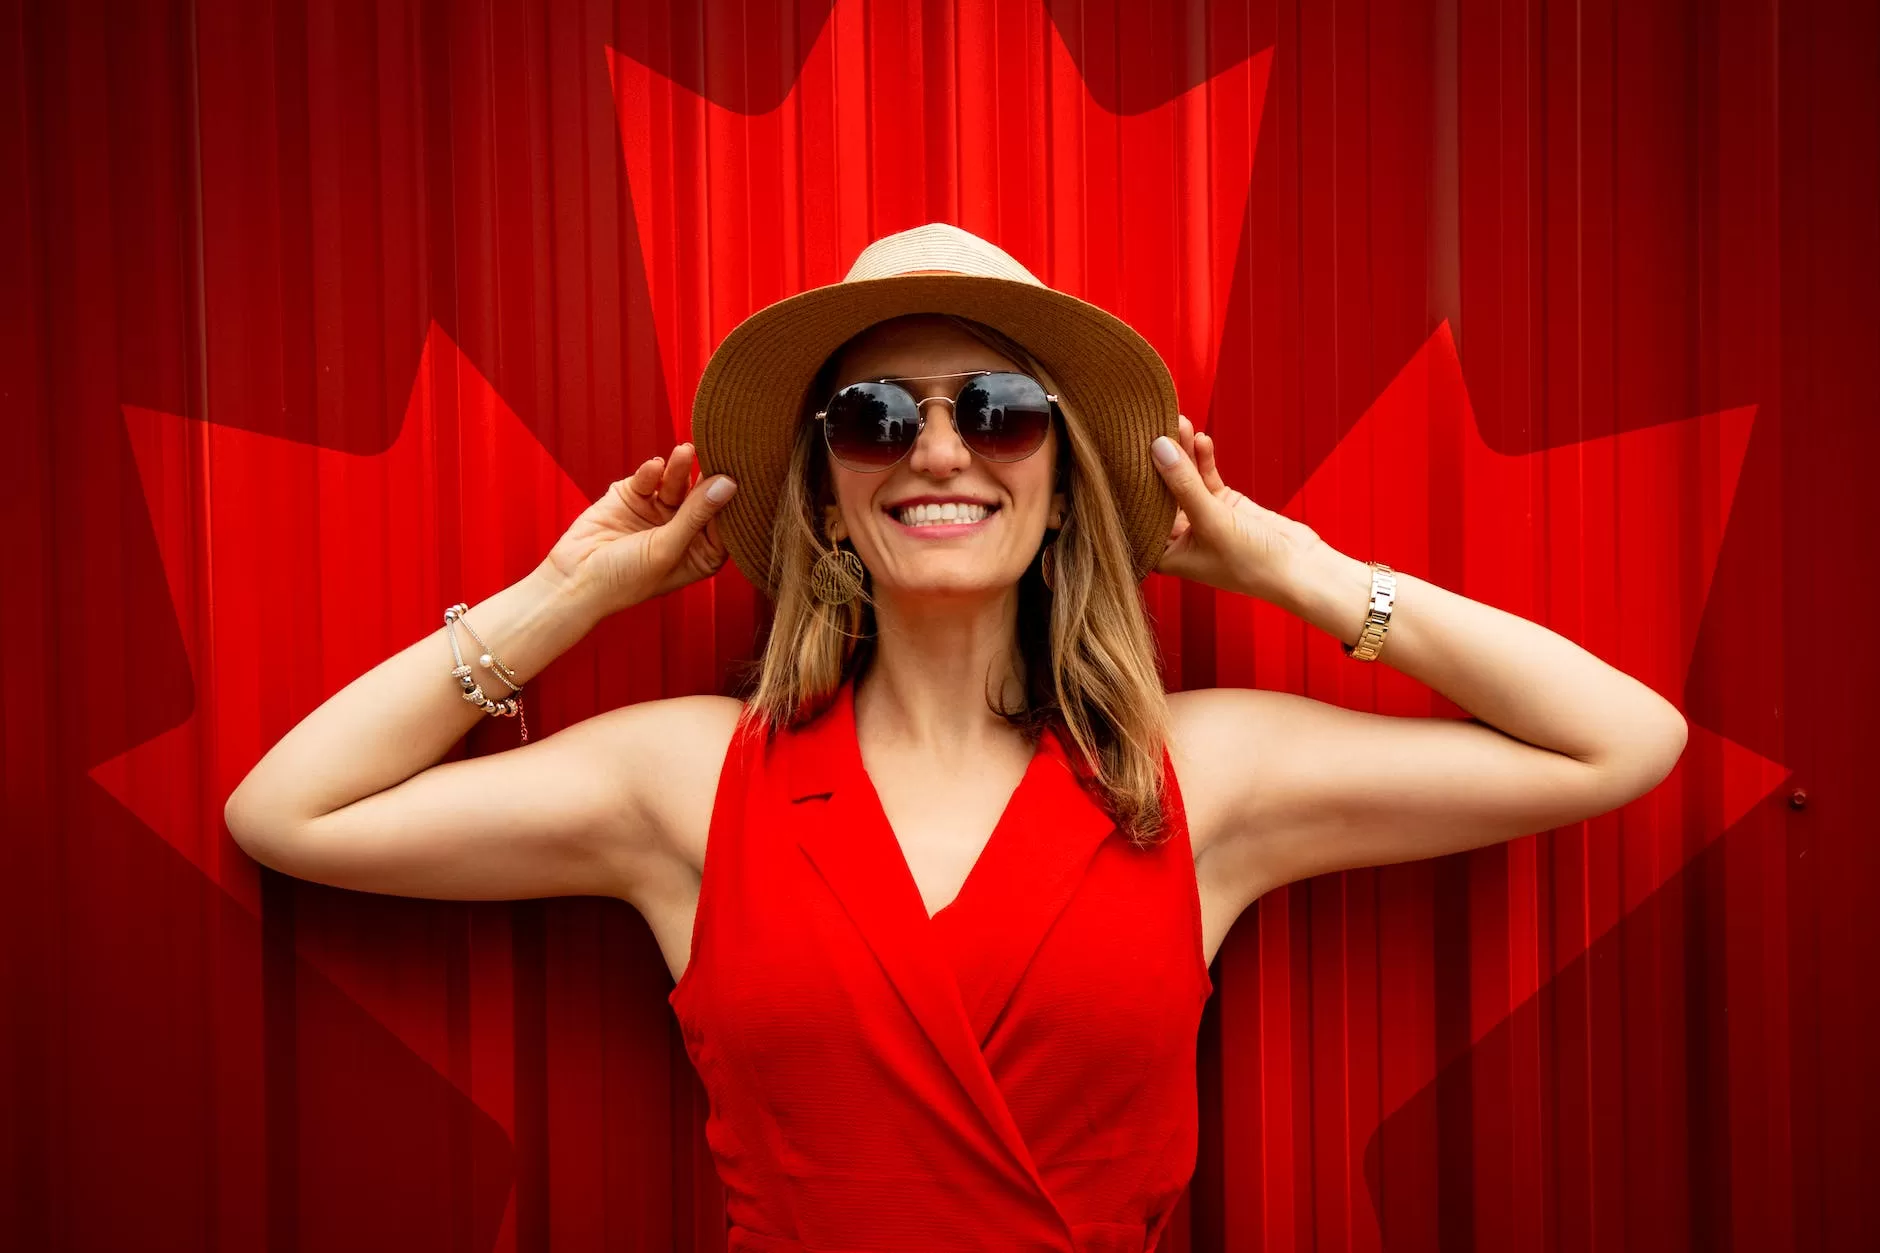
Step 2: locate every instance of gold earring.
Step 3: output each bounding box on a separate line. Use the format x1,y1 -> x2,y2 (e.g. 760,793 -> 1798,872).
1039,539 -> 1057,591
810,541 -> 866,605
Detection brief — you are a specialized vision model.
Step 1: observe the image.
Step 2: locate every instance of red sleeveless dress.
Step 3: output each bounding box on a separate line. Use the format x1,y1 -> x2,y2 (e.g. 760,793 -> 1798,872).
668,676 -> 1213,1252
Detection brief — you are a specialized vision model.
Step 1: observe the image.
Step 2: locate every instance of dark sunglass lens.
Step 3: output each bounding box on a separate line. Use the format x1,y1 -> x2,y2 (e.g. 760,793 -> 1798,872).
823,383 -> 917,470
956,373 -> 1053,460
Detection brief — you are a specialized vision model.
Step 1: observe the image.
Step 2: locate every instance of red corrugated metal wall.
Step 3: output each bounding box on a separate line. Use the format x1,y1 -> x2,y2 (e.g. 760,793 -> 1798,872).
4,0 -> 1874,1249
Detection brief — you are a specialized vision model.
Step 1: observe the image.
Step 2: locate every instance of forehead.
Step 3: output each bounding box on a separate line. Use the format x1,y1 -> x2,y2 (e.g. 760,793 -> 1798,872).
831,315 -> 1023,386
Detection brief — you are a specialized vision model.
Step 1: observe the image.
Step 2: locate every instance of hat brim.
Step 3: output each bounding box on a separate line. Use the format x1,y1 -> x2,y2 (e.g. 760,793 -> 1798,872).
692,274 -> 1180,598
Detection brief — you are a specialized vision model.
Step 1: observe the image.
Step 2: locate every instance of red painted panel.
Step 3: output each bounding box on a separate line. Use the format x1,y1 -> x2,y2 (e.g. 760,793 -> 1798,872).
3,0 -> 1872,1249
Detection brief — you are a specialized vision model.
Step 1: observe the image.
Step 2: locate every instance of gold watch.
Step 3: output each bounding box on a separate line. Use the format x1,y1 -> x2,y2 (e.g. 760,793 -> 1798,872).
1341,561 -> 1396,662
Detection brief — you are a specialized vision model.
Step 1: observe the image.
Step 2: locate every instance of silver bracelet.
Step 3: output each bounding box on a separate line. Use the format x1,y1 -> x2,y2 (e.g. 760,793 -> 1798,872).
444,602 -> 530,742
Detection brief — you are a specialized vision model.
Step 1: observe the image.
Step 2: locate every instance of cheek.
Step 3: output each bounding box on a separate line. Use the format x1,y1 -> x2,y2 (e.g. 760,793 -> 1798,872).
1006,458 -> 1061,513
827,469 -> 886,545
843,478 -> 880,522
823,461 -> 864,518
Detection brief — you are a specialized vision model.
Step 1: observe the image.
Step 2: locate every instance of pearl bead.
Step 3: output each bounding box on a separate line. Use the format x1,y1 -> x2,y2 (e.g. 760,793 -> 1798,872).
479,653 -> 492,667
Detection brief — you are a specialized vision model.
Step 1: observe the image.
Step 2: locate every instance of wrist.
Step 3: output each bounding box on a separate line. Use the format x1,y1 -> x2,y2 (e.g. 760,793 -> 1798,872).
1272,542 -> 1376,647
522,561 -> 614,634
449,563 -> 605,690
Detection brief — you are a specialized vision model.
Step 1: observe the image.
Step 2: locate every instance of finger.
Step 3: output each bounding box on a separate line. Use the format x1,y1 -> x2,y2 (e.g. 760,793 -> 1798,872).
1150,435 -> 1220,535
654,470 -> 738,561
610,457 -> 662,508
628,456 -> 664,494
1177,414 -> 1196,462
1196,431 -> 1226,494
656,443 -> 693,510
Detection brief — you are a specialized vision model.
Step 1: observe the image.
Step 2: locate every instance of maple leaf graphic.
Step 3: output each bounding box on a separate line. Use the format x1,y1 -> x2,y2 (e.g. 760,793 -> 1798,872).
92,323 -> 590,1137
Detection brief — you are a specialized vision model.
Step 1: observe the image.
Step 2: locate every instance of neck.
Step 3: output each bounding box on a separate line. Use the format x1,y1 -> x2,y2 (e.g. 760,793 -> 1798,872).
856,585 -> 1028,750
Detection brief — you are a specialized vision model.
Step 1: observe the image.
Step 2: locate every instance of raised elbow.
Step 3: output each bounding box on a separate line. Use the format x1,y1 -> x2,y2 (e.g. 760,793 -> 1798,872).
1659,711 -> 1690,778
1619,709 -> 1689,796
223,787 -> 291,869
1648,706 -> 1689,770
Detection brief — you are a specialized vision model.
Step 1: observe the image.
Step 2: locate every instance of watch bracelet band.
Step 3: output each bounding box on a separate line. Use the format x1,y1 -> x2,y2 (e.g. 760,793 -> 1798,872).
1341,561 -> 1396,662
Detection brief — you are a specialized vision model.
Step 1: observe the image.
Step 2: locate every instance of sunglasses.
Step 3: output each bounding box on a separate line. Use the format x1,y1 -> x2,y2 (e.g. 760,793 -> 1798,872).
814,370 -> 1058,473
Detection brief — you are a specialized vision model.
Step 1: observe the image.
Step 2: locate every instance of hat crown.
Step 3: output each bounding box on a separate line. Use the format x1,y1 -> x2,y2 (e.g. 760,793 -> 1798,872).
841,222 -> 1045,287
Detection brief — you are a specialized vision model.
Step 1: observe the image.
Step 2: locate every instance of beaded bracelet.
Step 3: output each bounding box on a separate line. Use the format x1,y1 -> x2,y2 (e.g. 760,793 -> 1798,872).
444,602 -> 530,743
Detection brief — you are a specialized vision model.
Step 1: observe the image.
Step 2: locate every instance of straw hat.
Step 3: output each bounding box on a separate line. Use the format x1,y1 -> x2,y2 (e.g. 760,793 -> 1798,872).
691,222 -> 1180,598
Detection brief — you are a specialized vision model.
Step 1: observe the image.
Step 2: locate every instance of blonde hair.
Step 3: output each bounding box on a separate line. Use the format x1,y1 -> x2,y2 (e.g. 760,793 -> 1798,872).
733,315 -> 1173,847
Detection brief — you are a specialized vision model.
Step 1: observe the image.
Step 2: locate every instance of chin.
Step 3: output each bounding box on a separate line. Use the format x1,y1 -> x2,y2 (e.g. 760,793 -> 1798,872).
877,561 -> 1025,600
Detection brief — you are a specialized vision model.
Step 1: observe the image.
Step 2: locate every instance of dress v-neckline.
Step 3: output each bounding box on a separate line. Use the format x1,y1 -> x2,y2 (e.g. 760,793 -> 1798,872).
839,676 -> 1059,923
786,678 -> 1126,1061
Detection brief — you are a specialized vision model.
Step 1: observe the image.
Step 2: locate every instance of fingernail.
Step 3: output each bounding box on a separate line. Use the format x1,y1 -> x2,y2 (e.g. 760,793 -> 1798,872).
706,477 -> 737,503
1151,436 -> 1180,467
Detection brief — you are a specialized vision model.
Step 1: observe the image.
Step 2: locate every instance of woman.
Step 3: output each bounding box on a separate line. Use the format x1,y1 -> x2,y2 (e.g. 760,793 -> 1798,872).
225,223 -> 1687,1250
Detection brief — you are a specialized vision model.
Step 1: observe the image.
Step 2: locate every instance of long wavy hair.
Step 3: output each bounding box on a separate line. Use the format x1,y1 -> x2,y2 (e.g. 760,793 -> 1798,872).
734,315 -> 1173,846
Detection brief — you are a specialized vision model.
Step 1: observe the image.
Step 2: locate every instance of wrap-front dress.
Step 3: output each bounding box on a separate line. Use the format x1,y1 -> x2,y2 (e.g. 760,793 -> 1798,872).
668,676 -> 1214,1251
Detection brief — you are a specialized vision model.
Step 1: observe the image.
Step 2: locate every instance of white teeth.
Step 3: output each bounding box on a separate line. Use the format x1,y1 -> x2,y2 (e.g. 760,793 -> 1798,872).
893,502 -> 992,527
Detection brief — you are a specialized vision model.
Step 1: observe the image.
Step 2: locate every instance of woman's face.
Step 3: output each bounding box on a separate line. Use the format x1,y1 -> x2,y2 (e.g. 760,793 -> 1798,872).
820,315 -> 1068,600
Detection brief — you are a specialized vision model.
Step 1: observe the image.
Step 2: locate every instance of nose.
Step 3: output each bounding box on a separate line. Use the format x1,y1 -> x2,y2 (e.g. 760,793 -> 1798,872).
907,394 -> 972,476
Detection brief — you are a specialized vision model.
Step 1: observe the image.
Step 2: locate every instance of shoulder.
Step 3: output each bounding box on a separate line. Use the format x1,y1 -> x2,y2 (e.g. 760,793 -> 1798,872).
594,693 -> 749,887
634,691 -> 749,827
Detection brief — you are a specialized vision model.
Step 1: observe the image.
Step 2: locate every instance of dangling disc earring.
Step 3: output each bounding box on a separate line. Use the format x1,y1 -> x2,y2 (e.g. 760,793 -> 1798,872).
810,541 -> 866,605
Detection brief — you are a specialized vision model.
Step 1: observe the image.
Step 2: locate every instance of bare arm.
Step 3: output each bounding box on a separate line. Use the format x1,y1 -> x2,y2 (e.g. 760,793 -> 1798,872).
1150,419 -> 1687,914
223,442 -> 741,906
1175,544 -> 1687,908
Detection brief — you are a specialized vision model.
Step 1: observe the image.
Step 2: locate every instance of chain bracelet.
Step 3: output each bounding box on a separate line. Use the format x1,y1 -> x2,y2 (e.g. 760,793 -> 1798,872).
453,610 -> 524,693
444,602 -> 530,743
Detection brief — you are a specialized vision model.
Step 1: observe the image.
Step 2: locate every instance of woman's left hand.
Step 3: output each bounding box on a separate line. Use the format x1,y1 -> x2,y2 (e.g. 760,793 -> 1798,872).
1150,415 -> 1326,602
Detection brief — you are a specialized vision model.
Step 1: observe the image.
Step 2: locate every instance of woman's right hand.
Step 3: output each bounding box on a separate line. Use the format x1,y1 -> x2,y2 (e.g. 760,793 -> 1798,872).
542,442 -> 738,617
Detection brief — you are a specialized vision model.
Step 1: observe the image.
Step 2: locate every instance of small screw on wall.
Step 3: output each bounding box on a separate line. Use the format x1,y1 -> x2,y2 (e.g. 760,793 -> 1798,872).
1789,789 -> 1808,810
